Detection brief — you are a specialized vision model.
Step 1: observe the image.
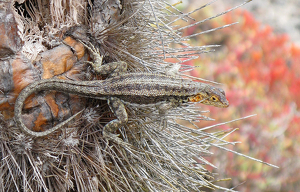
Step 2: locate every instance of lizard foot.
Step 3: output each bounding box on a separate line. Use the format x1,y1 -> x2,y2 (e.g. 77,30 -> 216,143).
79,40 -> 103,73
103,131 -> 124,144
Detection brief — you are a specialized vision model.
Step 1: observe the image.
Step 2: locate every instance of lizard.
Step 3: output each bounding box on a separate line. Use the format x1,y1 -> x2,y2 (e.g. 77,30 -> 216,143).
14,42 -> 229,138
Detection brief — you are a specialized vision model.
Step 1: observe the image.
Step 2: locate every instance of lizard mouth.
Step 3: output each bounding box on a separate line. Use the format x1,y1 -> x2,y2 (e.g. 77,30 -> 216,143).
188,95 -> 229,108
217,101 -> 230,108
202,99 -> 229,108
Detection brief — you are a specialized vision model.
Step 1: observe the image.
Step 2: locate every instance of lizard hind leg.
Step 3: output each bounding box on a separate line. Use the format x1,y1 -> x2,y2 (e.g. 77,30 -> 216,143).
80,40 -> 128,76
98,61 -> 128,77
103,97 -> 128,139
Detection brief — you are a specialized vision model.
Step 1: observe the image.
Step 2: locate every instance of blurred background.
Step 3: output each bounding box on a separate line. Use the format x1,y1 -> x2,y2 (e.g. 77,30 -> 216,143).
173,0 -> 300,191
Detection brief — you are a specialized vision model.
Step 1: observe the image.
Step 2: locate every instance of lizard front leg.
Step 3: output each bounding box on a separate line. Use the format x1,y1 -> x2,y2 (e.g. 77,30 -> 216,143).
103,97 -> 128,138
155,99 -> 183,130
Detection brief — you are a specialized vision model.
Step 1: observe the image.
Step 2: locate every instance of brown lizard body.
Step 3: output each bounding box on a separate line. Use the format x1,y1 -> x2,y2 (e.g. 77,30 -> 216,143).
14,43 -> 229,137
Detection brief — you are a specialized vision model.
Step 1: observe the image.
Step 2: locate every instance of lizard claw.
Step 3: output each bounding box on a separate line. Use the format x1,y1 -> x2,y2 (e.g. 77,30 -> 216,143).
79,40 -> 100,55
79,40 -> 103,73
103,132 -> 124,144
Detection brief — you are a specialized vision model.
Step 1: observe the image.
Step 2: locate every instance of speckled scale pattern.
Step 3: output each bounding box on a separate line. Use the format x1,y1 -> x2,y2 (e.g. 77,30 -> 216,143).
14,42 -> 229,138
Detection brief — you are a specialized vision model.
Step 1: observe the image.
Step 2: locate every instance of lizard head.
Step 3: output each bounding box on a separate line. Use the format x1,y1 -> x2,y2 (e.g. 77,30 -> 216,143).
188,86 -> 229,108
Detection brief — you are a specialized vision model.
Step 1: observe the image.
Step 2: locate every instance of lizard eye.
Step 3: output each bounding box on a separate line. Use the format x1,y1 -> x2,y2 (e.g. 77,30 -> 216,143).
210,95 -> 219,102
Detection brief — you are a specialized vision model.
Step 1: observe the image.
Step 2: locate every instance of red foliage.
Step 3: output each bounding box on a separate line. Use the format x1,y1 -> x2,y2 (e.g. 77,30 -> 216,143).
182,7 -> 300,191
